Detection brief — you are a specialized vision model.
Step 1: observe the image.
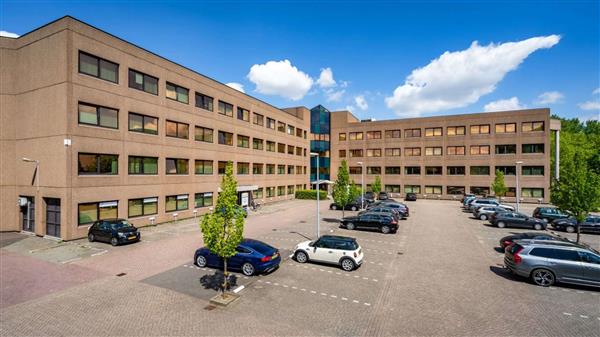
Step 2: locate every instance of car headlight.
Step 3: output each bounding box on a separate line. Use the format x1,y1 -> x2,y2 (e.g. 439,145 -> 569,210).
117,232 -> 126,238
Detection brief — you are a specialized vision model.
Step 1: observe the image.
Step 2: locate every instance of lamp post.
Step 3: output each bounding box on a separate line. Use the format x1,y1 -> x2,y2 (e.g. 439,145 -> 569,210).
310,152 -> 320,238
357,161 -> 364,209
22,158 -> 40,191
515,161 -> 523,213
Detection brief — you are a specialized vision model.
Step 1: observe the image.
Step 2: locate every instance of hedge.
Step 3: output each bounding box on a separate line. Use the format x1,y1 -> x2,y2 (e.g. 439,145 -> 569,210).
295,190 -> 327,200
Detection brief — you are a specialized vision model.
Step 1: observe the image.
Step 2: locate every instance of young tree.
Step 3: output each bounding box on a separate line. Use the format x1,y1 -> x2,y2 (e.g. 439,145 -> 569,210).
371,176 -> 382,196
349,180 -> 361,205
551,151 -> 600,243
491,169 -> 508,198
200,161 -> 245,296
332,160 -> 351,217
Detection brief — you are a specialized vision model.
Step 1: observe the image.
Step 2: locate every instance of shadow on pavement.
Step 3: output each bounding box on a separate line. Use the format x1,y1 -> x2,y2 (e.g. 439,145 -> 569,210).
322,218 -> 341,223
489,265 -> 524,283
199,270 -> 238,292
493,247 -> 504,253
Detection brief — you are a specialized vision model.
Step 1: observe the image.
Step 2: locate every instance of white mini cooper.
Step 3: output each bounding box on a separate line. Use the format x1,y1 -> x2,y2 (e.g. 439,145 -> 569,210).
294,235 -> 363,271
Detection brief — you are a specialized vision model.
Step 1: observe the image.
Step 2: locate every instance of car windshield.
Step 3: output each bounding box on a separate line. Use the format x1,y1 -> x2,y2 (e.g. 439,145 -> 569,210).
111,220 -> 132,229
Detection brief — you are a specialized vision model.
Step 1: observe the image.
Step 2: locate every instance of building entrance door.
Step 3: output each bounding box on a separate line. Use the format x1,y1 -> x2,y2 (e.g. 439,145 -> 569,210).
20,196 -> 35,232
45,198 -> 61,238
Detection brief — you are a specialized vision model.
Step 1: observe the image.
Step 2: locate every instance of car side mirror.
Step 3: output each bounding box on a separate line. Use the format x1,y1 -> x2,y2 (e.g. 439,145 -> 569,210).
308,242 -> 314,247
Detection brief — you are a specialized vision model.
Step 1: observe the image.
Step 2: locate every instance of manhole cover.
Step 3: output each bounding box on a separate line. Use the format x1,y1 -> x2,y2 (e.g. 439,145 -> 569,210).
397,252 -> 404,255
299,220 -> 307,223
204,305 -> 216,311
116,272 -> 127,277
272,229 -> 277,231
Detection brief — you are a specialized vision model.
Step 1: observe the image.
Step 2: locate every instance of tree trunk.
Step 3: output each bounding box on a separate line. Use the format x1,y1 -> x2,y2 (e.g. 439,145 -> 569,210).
342,207 -> 345,218
222,259 -> 228,298
576,220 -> 581,243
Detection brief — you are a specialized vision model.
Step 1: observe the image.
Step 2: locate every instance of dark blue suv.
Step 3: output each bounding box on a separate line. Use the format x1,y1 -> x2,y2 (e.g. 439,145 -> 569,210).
194,239 -> 281,276
87,218 -> 140,246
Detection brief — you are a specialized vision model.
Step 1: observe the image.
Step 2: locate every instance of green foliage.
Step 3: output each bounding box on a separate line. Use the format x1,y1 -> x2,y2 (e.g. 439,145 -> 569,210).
295,190 -> 327,200
371,176 -> 382,194
551,116 -> 600,176
349,180 -> 361,202
491,169 -> 508,197
200,161 -> 244,293
332,160 -> 352,215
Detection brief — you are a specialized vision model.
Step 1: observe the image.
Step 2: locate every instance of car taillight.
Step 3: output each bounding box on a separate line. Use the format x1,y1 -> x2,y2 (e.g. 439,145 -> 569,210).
391,219 -> 397,224
261,256 -> 271,262
503,240 -> 512,246
513,247 -> 524,264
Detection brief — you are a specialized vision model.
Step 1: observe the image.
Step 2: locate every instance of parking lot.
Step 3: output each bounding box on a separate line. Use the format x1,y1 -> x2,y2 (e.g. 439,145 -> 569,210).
1,199 -> 599,336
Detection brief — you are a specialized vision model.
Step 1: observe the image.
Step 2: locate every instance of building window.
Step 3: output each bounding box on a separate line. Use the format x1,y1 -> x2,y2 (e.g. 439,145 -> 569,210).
495,123 -> 516,133
195,193 -> 213,208
522,121 -> 544,132
277,165 -> 285,175
252,138 -> 264,150
218,100 -> 233,117
195,92 -> 214,111
522,188 -> 544,198
425,166 -> 442,175
237,107 -> 250,122
385,148 -> 401,157
78,153 -> 118,175
277,121 -> 286,133
367,149 -> 382,157
218,161 -> 228,175
266,187 -> 275,197
350,149 -> 363,157
218,131 -> 233,146
195,160 -> 213,175
404,128 -> 421,138
166,158 -> 189,175
266,117 -> 276,129
237,135 -> 250,148
276,186 -> 284,196
253,163 -> 263,175
266,164 -> 275,175
385,166 -> 401,175
237,162 -> 250,175
78,201 -> 118,225
253,188 -> 264,199
385,185 -> 401,193
165,120 -> 189,139
166,82 -> 189,104
366,131 -> 382,139
296,166 -> 302,174
266,141 -> 276,152
349,166 -> 362,175
522,166 -> 544,176
447,186 -> 465,195
495,166 -> 516,176
447,126 -> 465,136
128,197 -> 158,217
287,165 -> 295,175
129,112 -> 158,135
277,143 -> 286,153
470,124 -> 490,135
447,166 -> 465,175
522,143 -> 544,154
385,129 -> 401,138
447,146 -> 465,155
287,145 -> 295,155
79,51 -> 118,83
296,128 -> 303,138
470,145 -> 490,155
339,150 -> 346,158
470,186 -> 490,196
253,113 -> 264,126
425,147 -> 442,156
166,194 -> 188,212
287,125 -> 295,135
287,185 -> 295,195
470,166 -> 490,175
194,126 -> 213,143
425,127 -> 442,137
405,147 -> 421,156
296,147 -> 302,156
339,133 -> 347,141
349,132 -> 364,140
495,144 -> 516,154
405,185 -> 421,194
405,166 -> 421,175
367,166 -> 381,175
128,156 -> 158,175
78,102 -> 118,129
128,69 -> 158,95
425,185 -> 442,194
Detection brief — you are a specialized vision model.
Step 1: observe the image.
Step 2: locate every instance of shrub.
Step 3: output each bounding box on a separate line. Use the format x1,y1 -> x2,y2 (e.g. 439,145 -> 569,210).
295,190 -> 327,200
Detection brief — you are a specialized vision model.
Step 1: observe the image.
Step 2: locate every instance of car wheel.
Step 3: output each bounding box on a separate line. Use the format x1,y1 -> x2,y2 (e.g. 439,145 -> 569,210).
88,234 -> 95,242
110,237 -> 118,246
340,258 -> 355,272
346,222 -> 356,230
566,226 -> 576,233
196,255 -> 207,267
497,221 -> 506,228
331,204 -> 338,210
295,251 -> 308,263
479,214 -> 488,220
381,225 -> 391,234
531,268 -> 555,287
534,223 -> 543,230
241,262 -> 255,276
351,206 -> 358,211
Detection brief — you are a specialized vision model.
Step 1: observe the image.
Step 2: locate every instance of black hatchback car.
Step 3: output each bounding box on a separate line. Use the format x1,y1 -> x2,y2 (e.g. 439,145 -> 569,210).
88,218 -> 140,246
405,193 -> 417,201
340,213 -> 398,234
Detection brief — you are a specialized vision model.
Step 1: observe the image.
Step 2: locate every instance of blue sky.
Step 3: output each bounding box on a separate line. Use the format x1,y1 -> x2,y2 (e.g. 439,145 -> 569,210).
2,1 -> 599,121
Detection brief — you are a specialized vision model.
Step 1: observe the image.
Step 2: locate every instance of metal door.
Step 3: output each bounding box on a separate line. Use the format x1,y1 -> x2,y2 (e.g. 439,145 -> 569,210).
20,196 -> 35,232
45,198 -> 61,237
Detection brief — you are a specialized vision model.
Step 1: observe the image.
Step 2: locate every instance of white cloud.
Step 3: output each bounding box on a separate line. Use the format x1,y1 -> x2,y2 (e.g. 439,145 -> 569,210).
0,30 -> 19,38
344,105 -> 355,112
385,35 -> 561,117
225,82 -> 245,93
483,97 -> 526,112
579,101 -> 600,111
354,95 -> 368,110
535,91 -> 564,104
247,60 -> 313,101
316,67 -> 336,88
325,89 -> 345,102
593,88 -> 600,95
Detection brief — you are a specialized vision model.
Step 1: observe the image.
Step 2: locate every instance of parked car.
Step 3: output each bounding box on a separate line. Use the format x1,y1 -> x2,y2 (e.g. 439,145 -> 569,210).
551,216 -> 600,234
462,197 -> 479,210
469,199 -> 510,212
489,212 -> 547,230
368,200 -> 409,216
88,218 -> 140,246
358,206 -> 402,220
294,235 -> 363,271
504,241 -> 600,287
473,205 -> 515,220
194,239 -> 281,276
532,207 -> 569,222
378,191 -> 389,200
498,232 -> 565,249
330,198 -> 362,211
461,193 -> 476,203
340,213 -> 399,234
363,192 -> 376,204
405,193 -> 417,201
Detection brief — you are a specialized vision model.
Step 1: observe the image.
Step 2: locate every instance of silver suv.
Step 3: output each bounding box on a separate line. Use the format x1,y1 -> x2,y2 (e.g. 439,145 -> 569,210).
469,199 -> 513,212
504,241 -> 600,287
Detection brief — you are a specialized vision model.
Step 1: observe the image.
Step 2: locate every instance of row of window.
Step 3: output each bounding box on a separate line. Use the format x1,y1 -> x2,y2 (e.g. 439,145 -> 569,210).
339,122 -> 545,141
78,154 -> 308,176
79,51 -> 306,139
339,144 -> 544,158
347,165 -> 545,176
380,185 -> 544,198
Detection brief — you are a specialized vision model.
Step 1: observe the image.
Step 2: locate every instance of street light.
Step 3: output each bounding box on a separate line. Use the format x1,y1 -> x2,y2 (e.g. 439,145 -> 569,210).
515,161 -> 523,212
357,161 -> 365,209
310,152 -> 320,239
22,158 -> 40,191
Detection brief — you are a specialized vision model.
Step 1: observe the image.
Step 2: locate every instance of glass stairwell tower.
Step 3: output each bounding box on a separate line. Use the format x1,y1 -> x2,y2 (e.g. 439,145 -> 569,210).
310,105 -> 331,189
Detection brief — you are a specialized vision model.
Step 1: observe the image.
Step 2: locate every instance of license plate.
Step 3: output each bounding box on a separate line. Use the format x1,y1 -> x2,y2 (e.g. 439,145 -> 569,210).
128,236 -> 136,240
272,253 -> 279,259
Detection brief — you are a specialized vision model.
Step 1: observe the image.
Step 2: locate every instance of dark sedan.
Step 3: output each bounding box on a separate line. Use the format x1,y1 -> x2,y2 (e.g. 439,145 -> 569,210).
88,218 -> 140,246
330,199 -> 362,211
498,232 -> 565,249
340,213 -> 398,234
405,193 -> 417,201
372,201 -> 409,217
551,216 -> 600,234
489,212 -> 547,230
358,206 -> 401,220
194,239 -> 281,276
